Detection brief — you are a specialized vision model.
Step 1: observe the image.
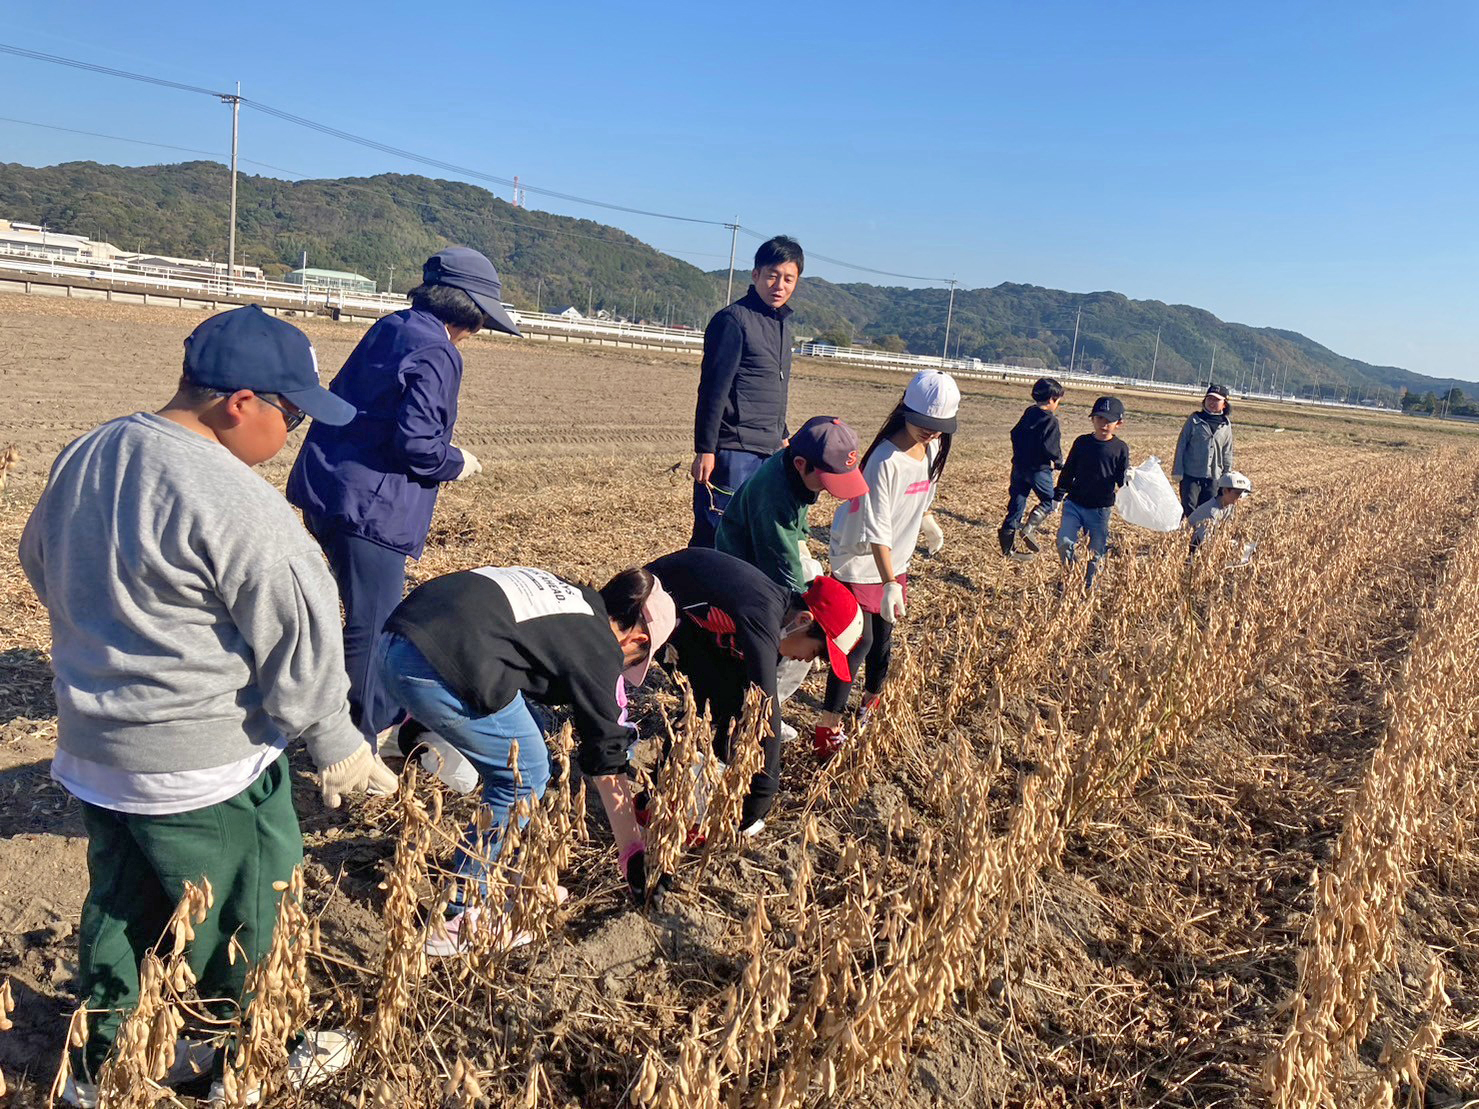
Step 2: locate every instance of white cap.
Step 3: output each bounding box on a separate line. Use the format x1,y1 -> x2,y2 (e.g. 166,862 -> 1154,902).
902,371 -> 961,433
1217,471 -> 1253,494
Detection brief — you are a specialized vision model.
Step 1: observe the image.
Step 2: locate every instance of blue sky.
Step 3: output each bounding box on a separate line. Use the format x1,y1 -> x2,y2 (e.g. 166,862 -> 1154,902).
2,1 -> 1476,379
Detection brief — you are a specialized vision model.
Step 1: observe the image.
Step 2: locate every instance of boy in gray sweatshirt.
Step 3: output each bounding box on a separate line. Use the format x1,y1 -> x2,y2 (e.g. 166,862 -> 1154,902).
19,305 -> 396,1103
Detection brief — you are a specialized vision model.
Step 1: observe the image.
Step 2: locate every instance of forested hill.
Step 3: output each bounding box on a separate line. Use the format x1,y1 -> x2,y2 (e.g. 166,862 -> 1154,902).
0,159 -> 1463,396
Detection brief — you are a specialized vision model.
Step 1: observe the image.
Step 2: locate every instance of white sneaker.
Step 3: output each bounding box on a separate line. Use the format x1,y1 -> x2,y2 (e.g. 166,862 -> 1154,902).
61,1038 -> 218,1106
424,886 -> 568,957
778,721 -> 798,743
741,818 -> 766,838
205,1028 -> 357,1103
60,1075 -> 98,1108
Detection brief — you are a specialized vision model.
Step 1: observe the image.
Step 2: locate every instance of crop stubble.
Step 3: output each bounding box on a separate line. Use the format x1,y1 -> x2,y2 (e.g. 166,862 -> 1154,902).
2,295 -> 1479,1105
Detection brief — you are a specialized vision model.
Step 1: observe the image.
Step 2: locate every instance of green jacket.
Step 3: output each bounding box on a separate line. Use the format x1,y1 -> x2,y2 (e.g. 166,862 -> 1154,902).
715,449 -> 817,592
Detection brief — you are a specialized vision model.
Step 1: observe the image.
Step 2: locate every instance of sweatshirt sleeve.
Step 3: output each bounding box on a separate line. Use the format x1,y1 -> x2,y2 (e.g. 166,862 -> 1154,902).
567,655 -> 633,778
1116,442 -> 1130,487
17,502 -> 47,606
223,551 -> 364,771
1170,418 -> 1192,479
395,350 -> 466,483
1055,440 -> 1080,499
693,311 -> 744,454
1045,418 -> 1063,467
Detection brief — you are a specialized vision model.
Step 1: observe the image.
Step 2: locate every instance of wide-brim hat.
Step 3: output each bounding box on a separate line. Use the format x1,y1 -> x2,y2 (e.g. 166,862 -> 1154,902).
423,248 -> 522,337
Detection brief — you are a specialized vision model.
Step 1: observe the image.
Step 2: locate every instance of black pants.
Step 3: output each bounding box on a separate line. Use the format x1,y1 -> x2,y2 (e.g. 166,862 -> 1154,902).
822,611 -> 893,714
1179,477 -> 1215,520
675,638 -> 780,828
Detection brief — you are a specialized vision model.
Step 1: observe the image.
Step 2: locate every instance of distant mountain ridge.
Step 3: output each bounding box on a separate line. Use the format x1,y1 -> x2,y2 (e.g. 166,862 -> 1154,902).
0,159 -> 1464,397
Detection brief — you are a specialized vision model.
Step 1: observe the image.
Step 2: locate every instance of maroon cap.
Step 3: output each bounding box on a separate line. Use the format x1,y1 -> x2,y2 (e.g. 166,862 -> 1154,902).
790,416 -> 869,499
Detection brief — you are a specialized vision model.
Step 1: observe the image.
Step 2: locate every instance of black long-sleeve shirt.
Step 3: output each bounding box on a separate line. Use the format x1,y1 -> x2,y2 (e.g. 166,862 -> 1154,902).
1056,433 -> 1130,509
644,548 -> 789,826
1009,405 -> 1063,471
692,287 -> 793,456
385,567 -> 630,777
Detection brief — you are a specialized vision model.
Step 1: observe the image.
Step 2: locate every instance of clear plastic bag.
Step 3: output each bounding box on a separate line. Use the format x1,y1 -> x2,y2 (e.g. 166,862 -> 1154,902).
1115,456 -> 1183,532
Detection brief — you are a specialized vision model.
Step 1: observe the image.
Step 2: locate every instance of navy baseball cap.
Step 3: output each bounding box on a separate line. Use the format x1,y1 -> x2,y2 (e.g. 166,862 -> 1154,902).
423,247 -> 522,337
790,416 -> 869,499
183,305 -> 356,426
1091,395 -> 1125,421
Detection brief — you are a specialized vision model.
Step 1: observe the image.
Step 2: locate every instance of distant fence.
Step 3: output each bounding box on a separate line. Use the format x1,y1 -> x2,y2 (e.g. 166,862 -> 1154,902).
0,251 -> 1407,412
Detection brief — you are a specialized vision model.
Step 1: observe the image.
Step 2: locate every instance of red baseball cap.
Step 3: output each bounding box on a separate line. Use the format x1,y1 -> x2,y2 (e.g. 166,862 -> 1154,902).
790,416 -> 869,500
801,576 -> 864,682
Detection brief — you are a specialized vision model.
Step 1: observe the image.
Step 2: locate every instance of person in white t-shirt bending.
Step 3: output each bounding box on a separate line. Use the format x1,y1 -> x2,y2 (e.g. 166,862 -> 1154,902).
813,371 -> 960,757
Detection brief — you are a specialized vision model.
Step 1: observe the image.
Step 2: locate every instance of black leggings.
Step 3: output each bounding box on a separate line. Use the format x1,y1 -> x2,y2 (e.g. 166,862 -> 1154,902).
822,611 -> 893,714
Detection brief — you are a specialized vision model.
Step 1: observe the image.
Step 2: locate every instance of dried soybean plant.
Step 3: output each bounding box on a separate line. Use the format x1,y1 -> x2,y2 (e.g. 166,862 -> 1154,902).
1265,511 -> 1479,1106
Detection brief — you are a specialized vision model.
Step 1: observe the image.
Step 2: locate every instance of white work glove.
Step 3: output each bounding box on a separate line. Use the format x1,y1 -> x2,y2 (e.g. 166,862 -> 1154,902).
319,745 -> 399,809
919,514 -> 944,555
454,447 -> 482,480
797,539 -> 824,583
880,581 -> 907,624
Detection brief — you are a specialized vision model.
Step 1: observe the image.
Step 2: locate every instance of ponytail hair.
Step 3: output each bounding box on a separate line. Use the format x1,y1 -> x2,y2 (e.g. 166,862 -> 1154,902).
861,400 -> 953,484
598,567 -> 656,632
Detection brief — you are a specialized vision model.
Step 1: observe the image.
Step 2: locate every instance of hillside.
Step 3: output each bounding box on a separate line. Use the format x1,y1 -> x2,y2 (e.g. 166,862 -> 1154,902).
0,159 -> 1465,396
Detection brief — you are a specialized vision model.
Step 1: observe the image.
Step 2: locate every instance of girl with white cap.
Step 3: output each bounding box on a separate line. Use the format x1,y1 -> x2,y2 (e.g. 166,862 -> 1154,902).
814,370 -> 960,756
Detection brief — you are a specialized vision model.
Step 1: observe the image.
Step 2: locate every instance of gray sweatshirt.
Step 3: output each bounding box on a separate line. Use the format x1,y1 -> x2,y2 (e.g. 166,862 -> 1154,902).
1171,411 -> 1235,481
18,413 -> 362,775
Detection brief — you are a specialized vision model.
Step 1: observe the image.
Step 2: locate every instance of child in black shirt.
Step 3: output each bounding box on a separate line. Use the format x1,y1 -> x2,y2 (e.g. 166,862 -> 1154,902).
1055,396 -> 1129,588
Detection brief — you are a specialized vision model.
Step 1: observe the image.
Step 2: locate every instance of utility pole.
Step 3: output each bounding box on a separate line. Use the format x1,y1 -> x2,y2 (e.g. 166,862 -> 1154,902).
724,219 -> 739,305
1150,325 -> 1161,383
221,82 -> 241,290
387,264 -> 394,295
941,279 -> 957,360
301,249 -> 308,306
631,291 -> 638,322
535,276 -> 542,313
1209,343 -> 1217,383
587,284 -> 593,318
1069,306 -> 1082,373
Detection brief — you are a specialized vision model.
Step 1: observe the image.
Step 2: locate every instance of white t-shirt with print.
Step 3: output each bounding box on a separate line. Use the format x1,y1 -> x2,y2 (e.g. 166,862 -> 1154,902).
829,440 -> 936,583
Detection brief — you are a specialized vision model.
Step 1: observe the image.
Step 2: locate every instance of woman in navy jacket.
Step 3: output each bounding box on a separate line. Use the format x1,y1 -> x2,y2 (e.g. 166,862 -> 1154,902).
288,248 -> 520,749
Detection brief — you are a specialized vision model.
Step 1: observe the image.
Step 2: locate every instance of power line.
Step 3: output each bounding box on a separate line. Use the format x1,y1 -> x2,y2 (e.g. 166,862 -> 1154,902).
0,114 -> 303,175
737,225 -> 948,283
0,42 -> 226,97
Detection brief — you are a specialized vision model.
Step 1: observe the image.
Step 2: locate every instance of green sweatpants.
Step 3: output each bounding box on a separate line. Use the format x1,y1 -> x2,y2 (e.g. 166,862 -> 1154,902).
74,755 -> 304,1076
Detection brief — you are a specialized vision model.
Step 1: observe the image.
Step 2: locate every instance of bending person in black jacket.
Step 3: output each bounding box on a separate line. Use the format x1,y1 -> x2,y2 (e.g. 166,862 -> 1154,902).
641,548 -> 862,834
378,565 -> 677,954
690,236 -> 805,547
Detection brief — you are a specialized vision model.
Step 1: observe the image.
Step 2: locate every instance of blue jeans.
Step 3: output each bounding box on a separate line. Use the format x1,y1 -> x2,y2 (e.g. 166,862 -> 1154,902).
1001,466 -> 1058,535
378,633 -> 550,909
690,448 -> 768,548
1057,499 -> 1112,587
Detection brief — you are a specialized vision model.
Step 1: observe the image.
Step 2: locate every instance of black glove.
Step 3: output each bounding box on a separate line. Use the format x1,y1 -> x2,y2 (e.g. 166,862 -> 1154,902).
621,846 -> 673,911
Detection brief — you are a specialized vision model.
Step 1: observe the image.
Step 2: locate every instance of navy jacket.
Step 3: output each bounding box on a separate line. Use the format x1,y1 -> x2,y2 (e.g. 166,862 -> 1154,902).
1009,405 -> 1063,472
287,309 -> 470,558
693,287 -> 793,456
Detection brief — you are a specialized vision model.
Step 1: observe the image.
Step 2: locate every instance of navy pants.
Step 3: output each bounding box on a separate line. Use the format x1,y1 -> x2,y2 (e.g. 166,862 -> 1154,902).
1001,466 -> 1058,537
690,448 -> 767,548
306,518 -> 406,743
1179,477 -> 1215,520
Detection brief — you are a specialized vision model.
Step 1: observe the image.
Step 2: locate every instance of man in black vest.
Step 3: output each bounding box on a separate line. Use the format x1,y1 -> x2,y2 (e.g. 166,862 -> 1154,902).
689,236 -> 804,547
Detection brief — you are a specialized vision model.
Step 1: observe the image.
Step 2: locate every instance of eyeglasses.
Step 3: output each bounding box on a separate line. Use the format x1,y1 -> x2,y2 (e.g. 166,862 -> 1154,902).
211,390 -> 304,432
256,394 -> 305,432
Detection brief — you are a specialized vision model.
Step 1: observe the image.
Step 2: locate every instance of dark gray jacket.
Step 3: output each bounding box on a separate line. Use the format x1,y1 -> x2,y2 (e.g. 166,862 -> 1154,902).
1172,410 -> 1235,480
693,287 -> 793,455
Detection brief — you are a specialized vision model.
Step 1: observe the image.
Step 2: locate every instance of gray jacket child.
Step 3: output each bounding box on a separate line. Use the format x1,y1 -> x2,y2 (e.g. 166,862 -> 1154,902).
1171,410 -> 1235,481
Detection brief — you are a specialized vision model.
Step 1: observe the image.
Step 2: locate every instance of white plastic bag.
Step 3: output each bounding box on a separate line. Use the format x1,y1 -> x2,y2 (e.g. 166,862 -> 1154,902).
1115,456 -> 1182,532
